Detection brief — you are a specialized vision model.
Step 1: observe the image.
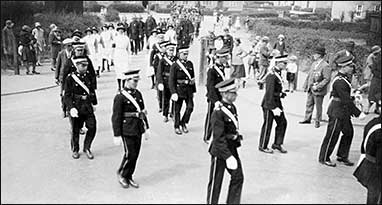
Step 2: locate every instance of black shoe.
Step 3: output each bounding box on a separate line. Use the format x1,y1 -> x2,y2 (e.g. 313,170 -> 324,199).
84,149 -> 94,160
259,147 -> 273,154
175,128 -> 182,135
32,71 -> 40,74
299,120 -> 311,124
119,177 -> 130,188
337,157 -> 354,166
181,124 -> 189,133
128,179 -> 139,188
159,108 -> 162,113
320,160 -> 336,167
151,85 -> 155,89
314,121 -> 320,128
72,151 -> 80,159
26,72 -> 32,75
271,144 -> 288,153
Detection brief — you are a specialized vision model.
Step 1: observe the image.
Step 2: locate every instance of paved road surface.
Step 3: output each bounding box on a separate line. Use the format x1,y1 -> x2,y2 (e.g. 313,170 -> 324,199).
1,14 -> 368,204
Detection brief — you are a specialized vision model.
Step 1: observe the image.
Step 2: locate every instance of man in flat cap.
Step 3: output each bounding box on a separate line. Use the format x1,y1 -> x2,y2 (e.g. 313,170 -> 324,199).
300,46 -> 332,128
157,42 -> 177,122
129,16 -> 141,55
204,48 -> 230,143
169,46 -> 196,135
112,69 -> 150,189
318,55 -> 365,167
206,78 -> 244,204
64,56 -> 98,160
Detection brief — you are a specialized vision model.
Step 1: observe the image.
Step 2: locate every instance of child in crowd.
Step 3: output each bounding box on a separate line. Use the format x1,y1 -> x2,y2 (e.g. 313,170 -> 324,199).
286,55 -> 298,93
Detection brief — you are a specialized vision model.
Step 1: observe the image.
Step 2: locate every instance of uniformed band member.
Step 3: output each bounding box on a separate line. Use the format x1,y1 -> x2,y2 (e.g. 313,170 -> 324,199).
204,49 -> 230,143
169,46 -> 196,135
258,57 -> 288,154
353,95 -> 381,204
111,69 -> 150,189
206,78 -> 244,204
157,42 -> 177,122
318,55 -> 365,167
64,56 -> 98,160
151,40 -> 168,112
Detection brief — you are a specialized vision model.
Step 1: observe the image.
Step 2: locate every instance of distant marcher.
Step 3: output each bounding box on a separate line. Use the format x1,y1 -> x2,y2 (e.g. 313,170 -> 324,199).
32,22 -> 46,66
300,47 -> 332,128
48,26 -> 62,71
2,20 -> 17,69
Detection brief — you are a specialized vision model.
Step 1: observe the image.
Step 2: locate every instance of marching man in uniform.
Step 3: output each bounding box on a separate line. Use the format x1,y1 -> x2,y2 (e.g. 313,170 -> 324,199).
151,40 -> 168,111
258,56 -> 288,154
111,69 -> 150,189
64,56 -> 98,160
206,78 -> 244,204
204,49 -> 230,143
157,42 -> 177,123
318,55 -> 365,167
169,45 -> 196,135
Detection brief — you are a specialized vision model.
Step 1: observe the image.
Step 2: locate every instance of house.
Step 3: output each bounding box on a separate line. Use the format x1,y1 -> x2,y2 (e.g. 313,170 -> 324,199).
272,1 -> 332,10
152,1 -> 244,11
331,1 -> 381,22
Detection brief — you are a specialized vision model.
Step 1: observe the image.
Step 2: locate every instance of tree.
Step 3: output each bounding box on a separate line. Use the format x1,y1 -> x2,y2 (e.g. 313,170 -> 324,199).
349,10 -> 355,22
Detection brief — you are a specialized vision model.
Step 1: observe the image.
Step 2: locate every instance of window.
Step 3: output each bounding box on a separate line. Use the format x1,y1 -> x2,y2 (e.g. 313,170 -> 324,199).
355,5 -> 363,17
375,4 -> 381,11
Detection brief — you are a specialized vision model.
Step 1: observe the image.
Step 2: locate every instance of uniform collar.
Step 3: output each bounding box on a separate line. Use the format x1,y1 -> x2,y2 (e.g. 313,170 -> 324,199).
124,87 -> 136,93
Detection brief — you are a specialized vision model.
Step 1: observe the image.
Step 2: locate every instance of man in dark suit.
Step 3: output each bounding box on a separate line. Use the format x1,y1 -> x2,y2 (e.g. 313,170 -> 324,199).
138,16 -> 145,52
129,16 -> 140,55
318,55 -> 365,167
145,14 -> 157,43
169,46 -> 196,135
112,69 -> 150,189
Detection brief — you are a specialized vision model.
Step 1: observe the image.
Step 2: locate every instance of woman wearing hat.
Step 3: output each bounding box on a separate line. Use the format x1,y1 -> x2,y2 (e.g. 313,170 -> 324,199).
32,22 -> 46,66
273,34 -> 287,56
113,25 -> 130,91
231,38 -> 248,87
100,25 -> 112,72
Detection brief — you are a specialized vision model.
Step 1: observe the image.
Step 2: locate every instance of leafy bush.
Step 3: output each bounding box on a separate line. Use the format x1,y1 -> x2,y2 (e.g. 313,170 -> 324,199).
108,3 -> 145,13
104,8 -> 120,22
84,2 -> 103,12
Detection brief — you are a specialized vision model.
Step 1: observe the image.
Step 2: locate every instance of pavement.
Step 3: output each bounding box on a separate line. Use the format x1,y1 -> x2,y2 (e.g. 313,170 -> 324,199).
1,14 -> 373,204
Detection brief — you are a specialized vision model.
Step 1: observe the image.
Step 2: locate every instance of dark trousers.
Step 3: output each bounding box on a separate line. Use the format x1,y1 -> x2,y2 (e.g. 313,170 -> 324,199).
318,116 -> 354,162
203,101 -> 215,141
206,154 -> 244,204
139,36 -> 144,51
102,59 -> 110,71
174,96 -> 194,128
118,135 -> 142,180
70,113 -> 97,152
162,86 -> 172,117
130,38 -> 140,55
259,108 -> 287,149
157,90 -> 163,110
303,91 -> 324,122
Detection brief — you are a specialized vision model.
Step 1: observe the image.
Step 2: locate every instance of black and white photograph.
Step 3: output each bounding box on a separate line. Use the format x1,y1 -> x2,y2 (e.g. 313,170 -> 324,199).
1,0 -> 381,204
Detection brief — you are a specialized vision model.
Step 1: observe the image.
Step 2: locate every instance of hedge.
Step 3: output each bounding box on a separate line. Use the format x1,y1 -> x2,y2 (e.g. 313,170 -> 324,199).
104,8 -> 120,22
84,2 -> 103,12
154,7 -> 172,14
108,3 -> 145,13
248,20 -> 374,73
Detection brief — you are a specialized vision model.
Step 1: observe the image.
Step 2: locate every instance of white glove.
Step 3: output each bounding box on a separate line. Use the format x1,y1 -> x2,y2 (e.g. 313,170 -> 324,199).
18,45 -> 23,56
158,83 -> 164,91
226,156 -> 238,170
144,129 -> 151,140
70,108 -> 79,118
214,101 -> 222,108
358,112 -> 366,120
113,137 -> 122,146
171,93 -> 178,101
272,108 -> 282,116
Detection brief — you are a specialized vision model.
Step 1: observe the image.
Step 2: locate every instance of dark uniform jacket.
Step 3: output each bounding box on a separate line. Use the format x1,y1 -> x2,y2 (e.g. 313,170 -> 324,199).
62,56 -> 97,90
151,48 -> 164,75
129,20 -> 140,40
261,72 -> 284,110
206,63 -> 225,103
327,72 -> 361,119
64,71 -> 98,116
209,101 -> 241,160
112,88 -> 149,137
157,55 -> 176,86
169,59 -> 196,98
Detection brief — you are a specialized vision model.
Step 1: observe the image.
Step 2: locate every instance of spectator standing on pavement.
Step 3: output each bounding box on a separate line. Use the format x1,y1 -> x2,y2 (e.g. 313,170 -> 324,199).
55,38 -> 73,117
206,78 -> 244,204
231,38 -> 248,88
367,45 -> 381,115
247,40 -> 259,80
129,16 -> 140,55
318,55 -> 365,167
285,55 -> 298,93
2,20 -> 17,70
31,22 -> 46,66
18,25 -> 39,75
257,36 -> 272,90
222,28 -> 233,55
300,46 -> 332,128
64,56 -> 98,160
138,16 -> 145,52
112,69 -> 150,189
164,25 -> 177,44
91,27 -> 104,77
353,95 -> 381,204
273,34 -> 287,56
100,24 -> 112,72
113,25 -> 130,91
258,59 -> 288,154
48,26 -> 62,72
145,13 -> 157,45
